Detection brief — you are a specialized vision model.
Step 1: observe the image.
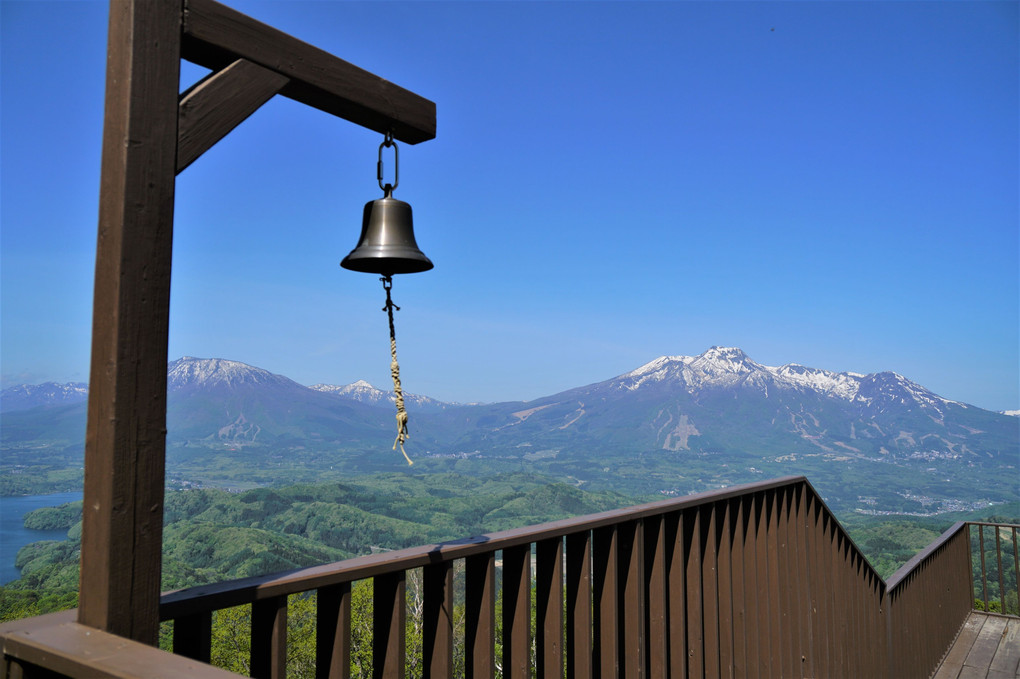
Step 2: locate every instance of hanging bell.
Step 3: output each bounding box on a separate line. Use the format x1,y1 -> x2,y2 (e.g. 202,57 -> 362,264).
341,186 -> 433,276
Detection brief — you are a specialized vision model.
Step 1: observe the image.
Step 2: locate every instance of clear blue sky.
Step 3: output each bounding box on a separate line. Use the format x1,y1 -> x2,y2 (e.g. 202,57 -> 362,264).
2,1 -> 1017,411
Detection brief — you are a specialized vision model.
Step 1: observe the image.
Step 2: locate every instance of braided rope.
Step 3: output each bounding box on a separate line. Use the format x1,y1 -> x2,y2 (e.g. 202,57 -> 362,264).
382,277 -> 413,466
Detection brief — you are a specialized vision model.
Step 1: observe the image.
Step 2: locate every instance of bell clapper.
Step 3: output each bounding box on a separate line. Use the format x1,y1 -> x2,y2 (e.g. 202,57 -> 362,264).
382,275 -> 413,466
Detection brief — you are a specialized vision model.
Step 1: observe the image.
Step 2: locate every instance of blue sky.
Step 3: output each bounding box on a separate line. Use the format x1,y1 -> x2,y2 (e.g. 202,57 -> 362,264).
2,1 -> 1017,411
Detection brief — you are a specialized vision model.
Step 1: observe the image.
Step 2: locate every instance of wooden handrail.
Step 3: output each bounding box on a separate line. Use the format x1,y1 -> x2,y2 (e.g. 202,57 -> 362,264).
0,611 -> 240,678
160,475 -> 885,617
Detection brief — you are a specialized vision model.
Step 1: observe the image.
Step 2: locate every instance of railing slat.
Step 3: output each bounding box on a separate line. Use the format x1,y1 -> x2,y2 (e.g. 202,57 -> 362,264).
795,483 -> 814,679
316,583 -> 351,679
718,499 -> 734,678
620,520 -> 646,678
766,489 -> 782,675
753,493 -> 770,679
593,525 -> 619,679
666,512 -> 687,679
684,511 -> 704,678
172,610 -> 212,663
644,516 -> 668,679
465,551 -> 496,679
423,562 -> 453,679
739,497 -> 758,679
566,531 -> 593,679
702,503 -> 721,679
979,524 -> 988,610
251,596 -> 287,679
777,488 -> 795,679
503,545 -> 532,679
373,572 -> 406,679
819,498 -> 834,678
728,498 -> 746,679
536,537 -> 564,679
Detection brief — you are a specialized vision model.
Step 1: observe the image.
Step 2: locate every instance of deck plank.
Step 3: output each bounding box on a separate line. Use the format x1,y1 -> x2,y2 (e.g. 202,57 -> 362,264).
988,617 -> 1020,676
936,613 -> 987,679
966,616 -> 1009,671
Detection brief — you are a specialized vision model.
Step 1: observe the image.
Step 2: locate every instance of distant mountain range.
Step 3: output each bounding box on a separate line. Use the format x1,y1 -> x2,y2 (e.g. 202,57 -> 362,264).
0,382 -> 88,413
3,348 -> 1017,509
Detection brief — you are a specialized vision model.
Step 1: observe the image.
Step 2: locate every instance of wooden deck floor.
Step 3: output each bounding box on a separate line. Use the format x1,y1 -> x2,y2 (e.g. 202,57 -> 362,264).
934,612 -> 1020,679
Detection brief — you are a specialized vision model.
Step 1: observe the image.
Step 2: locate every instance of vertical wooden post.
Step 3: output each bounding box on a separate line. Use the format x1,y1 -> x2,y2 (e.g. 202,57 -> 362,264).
77,0 -> 181,644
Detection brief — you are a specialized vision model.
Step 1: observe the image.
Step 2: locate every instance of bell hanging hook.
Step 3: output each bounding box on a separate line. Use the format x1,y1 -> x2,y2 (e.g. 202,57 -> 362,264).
377,130 -> 398,195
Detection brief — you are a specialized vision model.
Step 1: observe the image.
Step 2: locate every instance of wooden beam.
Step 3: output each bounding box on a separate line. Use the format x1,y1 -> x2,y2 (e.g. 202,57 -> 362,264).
0,612 -> 240,679
182,0 -> 436,144
177,59 -> 290,173
78,0 -> 182,645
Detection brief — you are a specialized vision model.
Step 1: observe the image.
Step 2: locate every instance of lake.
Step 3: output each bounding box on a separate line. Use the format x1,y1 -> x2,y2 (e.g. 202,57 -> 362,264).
0,492 -> 82,584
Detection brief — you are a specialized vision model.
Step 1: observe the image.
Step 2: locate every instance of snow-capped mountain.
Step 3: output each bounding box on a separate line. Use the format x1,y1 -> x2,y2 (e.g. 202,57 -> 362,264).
618,346 -> 954,414
424,346 -> 1015,468
168,357 -> 301,391
0,382 -> 89,413
310,380 -> 450,411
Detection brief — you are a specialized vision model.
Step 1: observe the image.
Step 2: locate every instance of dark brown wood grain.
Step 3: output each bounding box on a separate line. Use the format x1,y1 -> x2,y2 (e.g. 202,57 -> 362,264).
565,531 -> 593,679
465,552 -> 496,679
316,583 -> 352,679
251,596 -> 288,679
502,545 -> 532,679
536,537 -> 564,678
177,58 -> 290,173
78,0 -> 182,645
619,520 -> 645,679
592,526 -> 619,679
423,562 -> 454,679
373,573 -> 406,679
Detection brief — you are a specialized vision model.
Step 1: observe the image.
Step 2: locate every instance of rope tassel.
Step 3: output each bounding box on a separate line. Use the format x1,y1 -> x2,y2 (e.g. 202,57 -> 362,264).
382,276 -> 413,465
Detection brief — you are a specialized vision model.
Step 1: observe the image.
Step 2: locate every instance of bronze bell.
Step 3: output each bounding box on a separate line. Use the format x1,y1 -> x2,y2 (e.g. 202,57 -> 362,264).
341,186 -> 434,276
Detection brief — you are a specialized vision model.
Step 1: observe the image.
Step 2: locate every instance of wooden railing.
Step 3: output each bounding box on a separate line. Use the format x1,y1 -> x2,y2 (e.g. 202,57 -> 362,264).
0,476 -> 985,678
884,521 -> 974,679
970,522 -> 1020,616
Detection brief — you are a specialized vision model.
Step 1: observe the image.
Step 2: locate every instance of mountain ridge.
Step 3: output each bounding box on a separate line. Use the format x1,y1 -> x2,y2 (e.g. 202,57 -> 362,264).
2,349 -> 1016,511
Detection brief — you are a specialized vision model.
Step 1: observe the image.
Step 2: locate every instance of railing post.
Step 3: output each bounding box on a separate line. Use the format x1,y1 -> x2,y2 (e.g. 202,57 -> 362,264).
466,552 -> 496,679
173,611 -> 212,663
644,516 -> 669,679
423,562 -> 454,679
566,531 -> 593,679
593,526 -> 620,678
317,583 -> 352,679
619,520 -> 646,678
536,537 -> 565,678
684,510 -> 704,678
252,596 -> 288,679
374,573 -> 406,679
503,545 -> 532,679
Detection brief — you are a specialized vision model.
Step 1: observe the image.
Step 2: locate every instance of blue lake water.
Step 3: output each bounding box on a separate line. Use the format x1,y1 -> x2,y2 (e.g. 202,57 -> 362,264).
0,492 -> 82,584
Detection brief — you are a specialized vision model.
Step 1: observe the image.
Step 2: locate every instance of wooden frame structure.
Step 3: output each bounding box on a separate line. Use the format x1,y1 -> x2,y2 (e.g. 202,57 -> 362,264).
79,0 -> 435,645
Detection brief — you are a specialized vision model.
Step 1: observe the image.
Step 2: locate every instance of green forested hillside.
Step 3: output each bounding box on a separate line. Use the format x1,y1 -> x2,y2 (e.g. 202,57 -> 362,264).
0,472 -> 636,621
